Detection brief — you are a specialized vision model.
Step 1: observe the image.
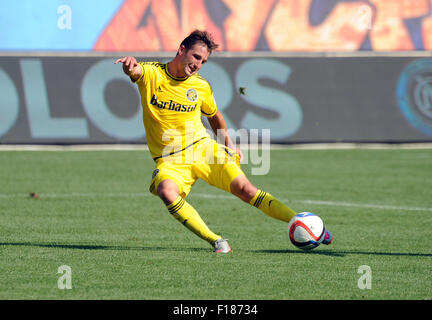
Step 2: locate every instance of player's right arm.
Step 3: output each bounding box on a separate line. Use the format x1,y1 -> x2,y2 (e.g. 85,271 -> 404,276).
115,56 -> 142,82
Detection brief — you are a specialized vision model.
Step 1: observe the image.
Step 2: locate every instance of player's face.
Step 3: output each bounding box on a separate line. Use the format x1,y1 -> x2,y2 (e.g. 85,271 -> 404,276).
179,42 -> 210,76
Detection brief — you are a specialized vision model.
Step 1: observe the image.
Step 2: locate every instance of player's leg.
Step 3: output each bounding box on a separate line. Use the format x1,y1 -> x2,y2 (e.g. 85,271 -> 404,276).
156,178 -> 223,248
203,138 -> 333,245
198,141 -> 297,224
229,174 -> 333,244
229,174 -> 297,223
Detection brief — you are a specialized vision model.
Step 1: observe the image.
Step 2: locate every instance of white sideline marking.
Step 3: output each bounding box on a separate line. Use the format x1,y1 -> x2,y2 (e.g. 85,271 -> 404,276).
291,199 -> 432,212
1,192 -> 431,212
194,194 -> 432,212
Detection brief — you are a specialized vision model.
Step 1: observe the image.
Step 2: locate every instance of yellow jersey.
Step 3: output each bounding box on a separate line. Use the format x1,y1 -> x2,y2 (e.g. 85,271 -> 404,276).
135,61 -> 218,160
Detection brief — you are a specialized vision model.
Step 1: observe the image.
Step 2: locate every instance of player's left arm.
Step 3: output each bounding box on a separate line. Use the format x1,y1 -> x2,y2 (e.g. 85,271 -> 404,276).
208,111 -> 243,161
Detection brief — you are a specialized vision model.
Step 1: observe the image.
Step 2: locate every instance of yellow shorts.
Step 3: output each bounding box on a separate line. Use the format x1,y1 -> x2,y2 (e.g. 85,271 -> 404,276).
149,138 -> 245,198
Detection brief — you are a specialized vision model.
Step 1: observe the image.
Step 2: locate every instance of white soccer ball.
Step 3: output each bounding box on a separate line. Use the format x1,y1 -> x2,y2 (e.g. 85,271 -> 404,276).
287,212 -> 326,250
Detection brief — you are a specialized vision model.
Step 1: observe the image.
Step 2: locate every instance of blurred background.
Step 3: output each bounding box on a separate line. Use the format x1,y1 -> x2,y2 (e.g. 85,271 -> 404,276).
1,0 -> 432,144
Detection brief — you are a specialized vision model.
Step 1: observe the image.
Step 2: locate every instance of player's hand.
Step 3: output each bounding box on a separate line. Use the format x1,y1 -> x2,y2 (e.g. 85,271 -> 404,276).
235,148 -> 244,162
115,56 -> 138,72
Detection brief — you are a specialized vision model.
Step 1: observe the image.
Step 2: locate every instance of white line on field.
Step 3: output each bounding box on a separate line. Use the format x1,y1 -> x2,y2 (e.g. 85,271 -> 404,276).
290,199 -> 432,212
194,194 -> 432,212
1,192 -> 431,212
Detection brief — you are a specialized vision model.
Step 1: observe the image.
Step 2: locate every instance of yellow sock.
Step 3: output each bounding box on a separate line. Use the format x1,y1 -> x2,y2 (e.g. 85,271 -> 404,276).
250,190 -> 297,223
167,196 -> 221,245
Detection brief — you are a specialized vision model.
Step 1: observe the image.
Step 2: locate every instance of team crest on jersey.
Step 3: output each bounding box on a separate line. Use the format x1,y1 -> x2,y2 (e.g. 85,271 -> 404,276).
186,88 -> 198,102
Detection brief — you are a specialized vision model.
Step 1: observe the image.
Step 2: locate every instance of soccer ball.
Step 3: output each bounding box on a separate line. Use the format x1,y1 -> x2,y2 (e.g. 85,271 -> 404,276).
287,212 -> 326,250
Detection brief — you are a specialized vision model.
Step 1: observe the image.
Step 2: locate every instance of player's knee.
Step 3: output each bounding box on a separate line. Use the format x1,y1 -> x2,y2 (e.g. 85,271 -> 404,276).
157,180 -> 180,205
242,184 -> 258,203
231,179 -> 257,203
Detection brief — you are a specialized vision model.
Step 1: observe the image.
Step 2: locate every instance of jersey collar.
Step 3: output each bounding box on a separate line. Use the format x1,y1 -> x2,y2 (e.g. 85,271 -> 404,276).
164,63 -> 189,81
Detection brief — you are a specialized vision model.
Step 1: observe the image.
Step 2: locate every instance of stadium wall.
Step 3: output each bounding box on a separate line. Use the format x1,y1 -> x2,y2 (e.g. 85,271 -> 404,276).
1,53 -> 432,144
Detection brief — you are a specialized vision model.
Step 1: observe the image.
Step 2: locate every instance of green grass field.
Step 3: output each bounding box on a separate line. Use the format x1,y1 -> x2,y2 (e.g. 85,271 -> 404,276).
0,147 -> 431,300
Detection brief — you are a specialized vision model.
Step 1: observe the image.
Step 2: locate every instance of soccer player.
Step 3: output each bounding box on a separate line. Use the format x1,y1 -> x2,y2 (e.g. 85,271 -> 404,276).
115,30 -> 333,253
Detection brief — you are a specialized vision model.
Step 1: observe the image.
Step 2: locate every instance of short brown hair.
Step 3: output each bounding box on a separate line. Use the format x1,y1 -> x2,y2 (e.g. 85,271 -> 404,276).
180,30 -> 219,53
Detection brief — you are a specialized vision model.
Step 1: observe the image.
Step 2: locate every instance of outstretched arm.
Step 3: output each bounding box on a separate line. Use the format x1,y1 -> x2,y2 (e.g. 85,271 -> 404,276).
115,56 -> 142,82
208,110 -> 243,161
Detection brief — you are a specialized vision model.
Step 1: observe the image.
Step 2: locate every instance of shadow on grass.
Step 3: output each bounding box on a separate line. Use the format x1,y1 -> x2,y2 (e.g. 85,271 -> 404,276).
2,242 -> 431,258
0,241 -> 208,252
255,249 -> 432,258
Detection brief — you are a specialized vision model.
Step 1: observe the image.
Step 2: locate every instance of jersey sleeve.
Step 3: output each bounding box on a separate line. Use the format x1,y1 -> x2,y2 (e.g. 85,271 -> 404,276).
135,61 -> 161,85
133,62 -> 145,83
200,83 -> 218,118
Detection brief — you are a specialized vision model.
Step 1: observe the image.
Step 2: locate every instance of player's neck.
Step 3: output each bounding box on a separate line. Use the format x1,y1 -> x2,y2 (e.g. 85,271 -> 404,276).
167,60 -> 188,79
